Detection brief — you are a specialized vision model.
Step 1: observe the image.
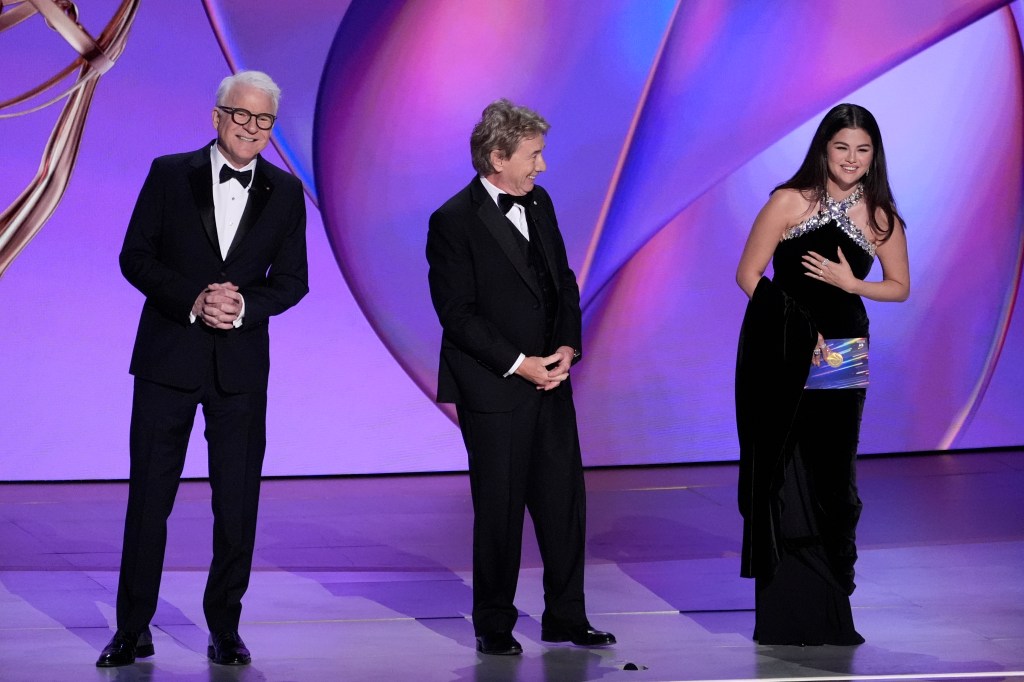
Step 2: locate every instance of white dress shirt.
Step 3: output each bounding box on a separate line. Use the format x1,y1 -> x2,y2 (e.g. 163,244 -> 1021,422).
189,145 -> 252,327
211,145 -> 255,259
480,175 -> 529,240
479,176 -> 527,376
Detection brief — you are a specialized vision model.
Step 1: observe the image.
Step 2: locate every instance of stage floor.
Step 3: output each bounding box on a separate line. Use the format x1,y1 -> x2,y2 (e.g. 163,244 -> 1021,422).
1,450 -> 1022,682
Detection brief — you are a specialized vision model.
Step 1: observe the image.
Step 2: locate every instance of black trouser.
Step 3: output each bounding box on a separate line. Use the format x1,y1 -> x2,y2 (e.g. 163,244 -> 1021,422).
457,390 -> 587,636
115,368 -> 267,634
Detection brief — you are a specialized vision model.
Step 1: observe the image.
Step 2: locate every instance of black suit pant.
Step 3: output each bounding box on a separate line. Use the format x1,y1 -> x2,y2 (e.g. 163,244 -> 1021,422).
457,389 -> 587,635
116,364 -> 267,633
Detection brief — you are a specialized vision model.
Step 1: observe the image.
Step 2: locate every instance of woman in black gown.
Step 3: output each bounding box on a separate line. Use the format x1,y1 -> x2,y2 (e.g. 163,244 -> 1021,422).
735,104 -> 910,645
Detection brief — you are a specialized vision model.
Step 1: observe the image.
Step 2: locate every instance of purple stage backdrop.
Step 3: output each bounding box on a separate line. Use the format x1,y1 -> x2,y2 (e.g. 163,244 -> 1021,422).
1,0 -> 1022,481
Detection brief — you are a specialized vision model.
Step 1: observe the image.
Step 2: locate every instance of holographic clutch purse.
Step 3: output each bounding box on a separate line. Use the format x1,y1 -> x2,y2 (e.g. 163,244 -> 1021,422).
804,337 -> 869,390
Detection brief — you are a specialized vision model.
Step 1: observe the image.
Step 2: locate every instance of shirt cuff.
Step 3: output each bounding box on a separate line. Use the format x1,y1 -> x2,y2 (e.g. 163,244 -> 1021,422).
504,353 -> 526,378
232,293 -> 246,328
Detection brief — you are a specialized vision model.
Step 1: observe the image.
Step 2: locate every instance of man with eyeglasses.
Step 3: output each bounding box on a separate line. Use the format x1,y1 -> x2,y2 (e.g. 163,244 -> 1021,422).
97,71 -> 308,668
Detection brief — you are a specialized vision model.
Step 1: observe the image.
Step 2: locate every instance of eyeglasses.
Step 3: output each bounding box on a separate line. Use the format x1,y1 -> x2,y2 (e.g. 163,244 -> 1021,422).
217,106 -> 277,130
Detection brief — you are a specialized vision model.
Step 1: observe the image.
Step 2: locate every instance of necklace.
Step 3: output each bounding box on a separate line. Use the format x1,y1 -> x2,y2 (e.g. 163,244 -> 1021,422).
782,184 -> 875,256
824,184 -> 863,212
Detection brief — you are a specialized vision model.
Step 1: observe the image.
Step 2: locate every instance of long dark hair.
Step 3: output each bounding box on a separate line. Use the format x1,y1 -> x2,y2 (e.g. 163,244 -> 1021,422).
776,103 -> 905,241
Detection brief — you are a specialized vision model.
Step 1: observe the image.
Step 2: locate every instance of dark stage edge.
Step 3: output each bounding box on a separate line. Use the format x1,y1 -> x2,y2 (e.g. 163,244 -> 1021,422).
1,451 -> 1022,681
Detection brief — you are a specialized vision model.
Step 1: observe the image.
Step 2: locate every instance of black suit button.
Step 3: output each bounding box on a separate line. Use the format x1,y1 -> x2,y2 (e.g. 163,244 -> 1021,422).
533,303 -> 540,310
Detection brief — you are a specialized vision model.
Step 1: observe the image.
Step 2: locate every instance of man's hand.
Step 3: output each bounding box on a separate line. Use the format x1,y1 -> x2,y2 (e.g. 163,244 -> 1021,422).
515,346 -> 575,391
192,282 -> 242,329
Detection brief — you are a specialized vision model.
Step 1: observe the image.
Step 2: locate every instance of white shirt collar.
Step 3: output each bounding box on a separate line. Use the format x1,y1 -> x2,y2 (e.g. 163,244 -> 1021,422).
210,144 -> 257,188
479,176 -> 508,208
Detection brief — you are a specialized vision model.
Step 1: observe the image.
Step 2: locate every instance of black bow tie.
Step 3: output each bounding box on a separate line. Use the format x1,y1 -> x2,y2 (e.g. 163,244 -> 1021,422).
219,164 -> 252,187
497,192 -> 532,214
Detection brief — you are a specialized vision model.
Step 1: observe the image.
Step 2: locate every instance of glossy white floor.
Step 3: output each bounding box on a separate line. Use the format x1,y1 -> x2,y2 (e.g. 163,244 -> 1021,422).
1,451 -> 1022,682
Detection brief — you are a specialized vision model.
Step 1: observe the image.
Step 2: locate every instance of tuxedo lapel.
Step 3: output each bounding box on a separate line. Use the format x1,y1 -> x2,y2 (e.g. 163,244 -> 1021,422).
525,199 -> 560,291
187,149 -> 219,256
470,180 -> 542,301
226,158 -> 274,261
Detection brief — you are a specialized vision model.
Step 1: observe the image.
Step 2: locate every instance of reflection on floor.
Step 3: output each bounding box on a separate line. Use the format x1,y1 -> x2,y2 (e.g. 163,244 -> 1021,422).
1,450 -> 1022,682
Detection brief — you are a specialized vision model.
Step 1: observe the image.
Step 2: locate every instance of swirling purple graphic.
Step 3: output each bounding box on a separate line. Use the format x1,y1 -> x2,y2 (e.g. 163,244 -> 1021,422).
209,0 -> 1023,465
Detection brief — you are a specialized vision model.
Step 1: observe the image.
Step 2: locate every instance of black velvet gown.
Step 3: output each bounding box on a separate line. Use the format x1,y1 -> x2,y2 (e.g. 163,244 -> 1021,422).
736,187 -> 875,646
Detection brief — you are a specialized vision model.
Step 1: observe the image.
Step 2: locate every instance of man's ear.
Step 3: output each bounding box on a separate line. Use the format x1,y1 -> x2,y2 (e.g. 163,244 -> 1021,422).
489,149 -> 504,172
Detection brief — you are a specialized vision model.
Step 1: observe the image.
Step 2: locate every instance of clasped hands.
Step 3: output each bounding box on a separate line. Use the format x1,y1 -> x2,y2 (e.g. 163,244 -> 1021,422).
192,282 -> 242,329
515,345 -> 575,391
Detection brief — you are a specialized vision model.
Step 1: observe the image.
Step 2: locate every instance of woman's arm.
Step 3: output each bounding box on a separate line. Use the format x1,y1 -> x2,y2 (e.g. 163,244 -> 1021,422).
736,189 -> 808,298
801,215 -> 909,302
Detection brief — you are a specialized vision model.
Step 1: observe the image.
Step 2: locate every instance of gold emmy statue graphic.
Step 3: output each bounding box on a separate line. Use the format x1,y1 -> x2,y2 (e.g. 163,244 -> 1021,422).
0,0 -> 140,277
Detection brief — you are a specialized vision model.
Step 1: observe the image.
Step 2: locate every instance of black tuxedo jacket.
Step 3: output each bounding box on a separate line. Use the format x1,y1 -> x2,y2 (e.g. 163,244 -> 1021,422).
427,177 -> 582,412
120,143 -> 308,393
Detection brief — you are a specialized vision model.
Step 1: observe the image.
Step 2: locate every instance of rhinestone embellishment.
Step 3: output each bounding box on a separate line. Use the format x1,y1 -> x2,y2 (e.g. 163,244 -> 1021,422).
782,184 -> 875,256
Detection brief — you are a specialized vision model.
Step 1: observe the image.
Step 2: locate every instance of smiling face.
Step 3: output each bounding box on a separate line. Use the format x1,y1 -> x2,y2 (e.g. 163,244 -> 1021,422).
826,127 -> 873,194
212,83 -> 276,168
487,134 -> 546,196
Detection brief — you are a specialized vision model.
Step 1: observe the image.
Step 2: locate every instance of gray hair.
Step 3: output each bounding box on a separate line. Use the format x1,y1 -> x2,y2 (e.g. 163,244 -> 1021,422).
216,70 -> 281,112
470,99 -> 550,176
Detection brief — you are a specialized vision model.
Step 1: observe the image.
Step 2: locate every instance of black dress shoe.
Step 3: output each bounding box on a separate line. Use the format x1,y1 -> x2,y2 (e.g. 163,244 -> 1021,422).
207,631 -> 251,665
96,628 -> 154,667
541,624 -> 616,647
475,632 -> 523,655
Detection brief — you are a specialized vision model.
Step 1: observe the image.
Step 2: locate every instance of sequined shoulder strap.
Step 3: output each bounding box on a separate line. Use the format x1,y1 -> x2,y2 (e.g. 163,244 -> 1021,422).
781,185 -> 876,256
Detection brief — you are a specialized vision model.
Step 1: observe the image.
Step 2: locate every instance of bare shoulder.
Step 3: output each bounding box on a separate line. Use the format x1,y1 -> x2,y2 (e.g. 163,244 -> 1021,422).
870,206 -> 906,247
872,208 -> 907,256
872,206 -> 903,234
771,187 -> 816,215
758,187 -> 816,232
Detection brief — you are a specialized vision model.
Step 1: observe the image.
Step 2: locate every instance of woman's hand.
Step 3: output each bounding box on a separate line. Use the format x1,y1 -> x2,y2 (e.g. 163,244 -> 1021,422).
802,246 -> 858,293
811,333 -> 828,366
